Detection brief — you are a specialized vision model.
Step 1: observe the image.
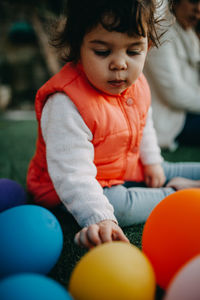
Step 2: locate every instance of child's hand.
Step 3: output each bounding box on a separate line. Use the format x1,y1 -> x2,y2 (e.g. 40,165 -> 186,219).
166,177 -> 200,190
74,220 -> 129,249
143,163 -> 166,188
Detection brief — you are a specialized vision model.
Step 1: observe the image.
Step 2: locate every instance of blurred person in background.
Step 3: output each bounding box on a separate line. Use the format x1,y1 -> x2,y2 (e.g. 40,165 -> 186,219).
196,20 -> 200,38
144,0 -> 200,151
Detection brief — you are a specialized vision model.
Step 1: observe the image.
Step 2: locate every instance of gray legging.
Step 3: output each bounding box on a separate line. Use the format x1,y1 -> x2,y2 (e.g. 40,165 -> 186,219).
103,161 -> 200,227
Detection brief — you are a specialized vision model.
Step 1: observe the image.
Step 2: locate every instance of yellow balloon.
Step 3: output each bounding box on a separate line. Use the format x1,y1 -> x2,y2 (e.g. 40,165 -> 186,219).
69,242 -> 155,300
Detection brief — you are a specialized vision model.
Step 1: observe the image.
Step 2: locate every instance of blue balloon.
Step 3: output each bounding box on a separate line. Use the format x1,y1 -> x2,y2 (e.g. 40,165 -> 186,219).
0,273 -> 73,300
0,178 -> 27,212
0,205 -> 63,278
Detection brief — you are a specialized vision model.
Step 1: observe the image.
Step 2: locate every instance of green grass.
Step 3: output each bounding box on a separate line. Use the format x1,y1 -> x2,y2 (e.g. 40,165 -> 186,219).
1,119 -> 200,299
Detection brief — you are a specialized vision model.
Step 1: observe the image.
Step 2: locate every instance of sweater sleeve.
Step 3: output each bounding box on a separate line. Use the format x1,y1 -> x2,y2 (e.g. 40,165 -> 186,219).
139,107 -> 163,165
41,92 -> 117,227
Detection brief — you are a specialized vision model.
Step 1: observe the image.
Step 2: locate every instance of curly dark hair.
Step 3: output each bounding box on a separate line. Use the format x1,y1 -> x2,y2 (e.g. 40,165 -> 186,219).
51,0 -> 166,63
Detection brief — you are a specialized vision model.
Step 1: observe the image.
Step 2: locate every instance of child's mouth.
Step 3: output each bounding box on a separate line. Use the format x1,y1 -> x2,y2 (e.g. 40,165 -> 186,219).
108,80 -> 126,87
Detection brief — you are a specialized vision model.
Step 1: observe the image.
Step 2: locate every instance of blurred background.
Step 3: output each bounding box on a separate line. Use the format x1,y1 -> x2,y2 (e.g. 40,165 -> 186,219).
0,0 -> 67,118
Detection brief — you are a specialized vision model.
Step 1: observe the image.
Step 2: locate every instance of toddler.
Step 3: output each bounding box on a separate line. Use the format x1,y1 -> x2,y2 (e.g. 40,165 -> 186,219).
27,0 -> 200,249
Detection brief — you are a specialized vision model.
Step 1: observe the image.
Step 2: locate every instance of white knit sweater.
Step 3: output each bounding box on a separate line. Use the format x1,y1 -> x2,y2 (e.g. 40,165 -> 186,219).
144,21 -> 200,149
41,92 -> 163,227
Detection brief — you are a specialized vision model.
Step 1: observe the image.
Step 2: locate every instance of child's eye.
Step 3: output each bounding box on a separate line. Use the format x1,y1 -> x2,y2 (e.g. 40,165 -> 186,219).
94,50 -> 110,57
127,50 -> 141,56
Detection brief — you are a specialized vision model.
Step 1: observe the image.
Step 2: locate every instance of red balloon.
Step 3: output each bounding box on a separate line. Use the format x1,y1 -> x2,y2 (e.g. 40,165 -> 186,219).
142,189 -> 200,289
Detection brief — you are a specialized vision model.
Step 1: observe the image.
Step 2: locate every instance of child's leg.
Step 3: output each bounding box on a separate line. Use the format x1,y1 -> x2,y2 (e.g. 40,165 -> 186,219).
103,161 -> 200,227
103,184 -> 174,227
163,161 -> 200,181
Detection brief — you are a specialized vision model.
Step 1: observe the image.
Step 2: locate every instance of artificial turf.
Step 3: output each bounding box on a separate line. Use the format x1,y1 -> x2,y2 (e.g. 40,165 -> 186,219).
0,118 -> 200,299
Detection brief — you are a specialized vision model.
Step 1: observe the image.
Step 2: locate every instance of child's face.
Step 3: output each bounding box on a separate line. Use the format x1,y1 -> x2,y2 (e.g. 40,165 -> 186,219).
80,24 -> 148,95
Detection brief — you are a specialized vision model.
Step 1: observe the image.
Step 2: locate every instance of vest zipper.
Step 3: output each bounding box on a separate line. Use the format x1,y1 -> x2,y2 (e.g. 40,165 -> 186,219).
117,97 -> 134,176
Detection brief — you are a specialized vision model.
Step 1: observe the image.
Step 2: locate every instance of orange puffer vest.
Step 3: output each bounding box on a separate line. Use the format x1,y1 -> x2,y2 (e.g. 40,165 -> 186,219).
27,63 -> 151,207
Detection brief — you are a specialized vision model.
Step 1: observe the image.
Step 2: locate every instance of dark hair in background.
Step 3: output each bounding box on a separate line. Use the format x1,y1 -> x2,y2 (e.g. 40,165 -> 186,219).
168,0 -> 179,14
51,0 -> 166,63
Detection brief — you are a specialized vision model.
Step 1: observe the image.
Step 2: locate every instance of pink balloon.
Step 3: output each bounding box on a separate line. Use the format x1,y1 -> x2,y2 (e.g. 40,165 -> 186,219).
164,255 -> 200,300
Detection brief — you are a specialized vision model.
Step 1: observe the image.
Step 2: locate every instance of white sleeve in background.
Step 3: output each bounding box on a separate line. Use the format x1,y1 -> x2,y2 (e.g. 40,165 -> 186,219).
140,107 -> 163,165
41,92 -> 117,227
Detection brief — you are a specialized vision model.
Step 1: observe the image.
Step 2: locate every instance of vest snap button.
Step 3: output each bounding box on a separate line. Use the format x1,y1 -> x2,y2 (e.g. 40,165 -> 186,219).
126,98 -> 133,105
132,147 -> 138,153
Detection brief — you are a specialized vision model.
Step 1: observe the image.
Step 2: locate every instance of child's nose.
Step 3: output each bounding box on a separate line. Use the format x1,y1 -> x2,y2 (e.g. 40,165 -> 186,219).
109,57 -> 127,71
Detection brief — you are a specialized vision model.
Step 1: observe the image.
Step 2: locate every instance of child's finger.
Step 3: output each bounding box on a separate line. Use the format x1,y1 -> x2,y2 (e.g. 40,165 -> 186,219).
74,231 -> 81,246
151,177 -> 159,188
74,228 -> 94,249
80,228 -> 96,249
113,227 -> 130,243
99,224 -> 113,243
87,224 -> 102,246
145,175 -> 151,187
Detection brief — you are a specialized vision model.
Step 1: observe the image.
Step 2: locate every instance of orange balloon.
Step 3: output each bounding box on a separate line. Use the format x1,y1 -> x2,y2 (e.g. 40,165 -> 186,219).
142,189 -> 200,290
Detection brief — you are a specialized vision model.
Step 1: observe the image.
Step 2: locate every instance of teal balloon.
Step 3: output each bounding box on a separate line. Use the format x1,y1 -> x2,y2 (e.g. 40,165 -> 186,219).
0,273 -> 73,300
0,205 -> 63,277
